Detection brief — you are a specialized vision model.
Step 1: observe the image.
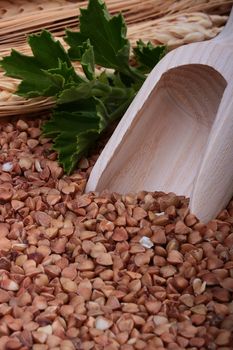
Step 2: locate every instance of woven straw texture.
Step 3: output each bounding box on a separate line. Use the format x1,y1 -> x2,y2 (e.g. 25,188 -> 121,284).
0,0 -> 232,117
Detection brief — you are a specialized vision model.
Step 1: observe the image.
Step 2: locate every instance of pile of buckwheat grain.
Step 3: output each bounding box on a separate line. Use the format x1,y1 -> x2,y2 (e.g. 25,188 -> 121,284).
0,119 -> 232,350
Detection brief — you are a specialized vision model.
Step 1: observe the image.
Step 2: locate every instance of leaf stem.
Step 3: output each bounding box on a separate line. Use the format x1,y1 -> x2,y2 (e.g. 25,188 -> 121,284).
109,95 -> 135,121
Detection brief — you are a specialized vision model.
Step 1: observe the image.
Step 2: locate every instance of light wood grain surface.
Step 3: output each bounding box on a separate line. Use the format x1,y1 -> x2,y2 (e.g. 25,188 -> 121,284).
86,7 -> 233,223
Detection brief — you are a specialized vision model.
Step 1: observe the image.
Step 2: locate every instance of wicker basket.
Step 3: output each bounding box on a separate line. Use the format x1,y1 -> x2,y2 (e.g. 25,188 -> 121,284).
0,0 -> 232,117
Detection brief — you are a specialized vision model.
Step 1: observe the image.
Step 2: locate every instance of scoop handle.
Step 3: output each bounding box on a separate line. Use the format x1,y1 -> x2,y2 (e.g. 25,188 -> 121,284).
190,7 -> 233,222
214,6 -> 233,42
190,81 -> 233,222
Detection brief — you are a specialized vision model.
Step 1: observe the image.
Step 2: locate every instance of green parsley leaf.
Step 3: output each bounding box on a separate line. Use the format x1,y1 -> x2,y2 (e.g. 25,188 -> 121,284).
1,50 -> 62,97
1,0 -> 167,173
133,39 -> 167,73
1,30 -> 82,97
28,30 -> 72,69
80,40 -> 95,80
57,84 -> 94,105
65,0 -> 131,74
43,99 -> 103,173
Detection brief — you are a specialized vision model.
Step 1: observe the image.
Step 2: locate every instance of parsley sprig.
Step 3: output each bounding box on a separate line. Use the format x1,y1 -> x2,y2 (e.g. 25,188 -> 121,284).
1,0 -> 166,173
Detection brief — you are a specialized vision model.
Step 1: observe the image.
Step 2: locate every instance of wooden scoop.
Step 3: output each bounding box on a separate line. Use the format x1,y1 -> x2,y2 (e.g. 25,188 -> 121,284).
86,9 -> 233,223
